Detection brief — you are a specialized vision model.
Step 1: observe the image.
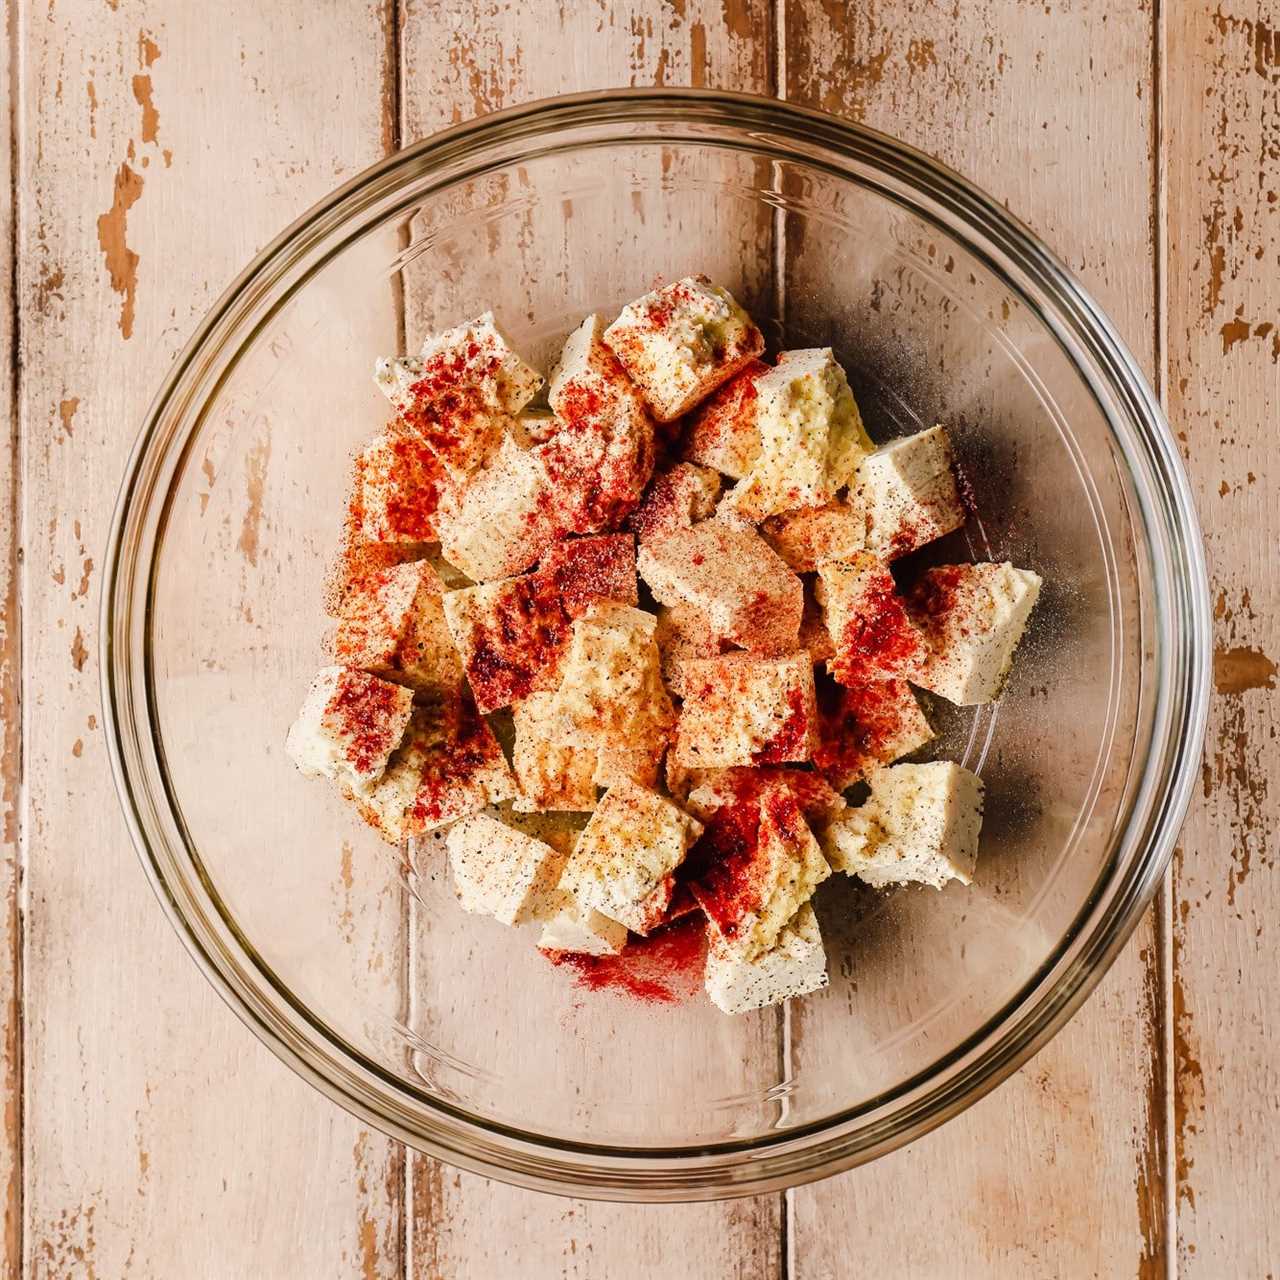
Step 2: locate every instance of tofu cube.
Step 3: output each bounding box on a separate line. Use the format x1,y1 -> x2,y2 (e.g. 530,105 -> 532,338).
354,695 -> 514,839
544,602 -> 675,752
722,348 -> 873,521
813,674 -> 934,790
799,586 -> 836,664
629,463 -> 723,546
537,314 -> 656,533
446,811 -> 569,926
511,692 -> 598,813
685,778 -> 830,958
592,743 -> 663,791
910,562 -> 1043,705
683,766 -> 847,824
674,652 -> 818,768
335,559 -> 462,698
705,902 -> 828,1014
760,499 -> 866,573
681,359 -> 769,478
537,897 -> 628,956
433,435 -> 560,581
816,553 -> 927,685
286,666 -> 414,790
354,428 -> 449,547
374,313 -> 542,478
602,275 -> 764,421
637,520 -> 803,656
443,534 -> 637,713
559,779 -> 703,934
822,761 -> 984,890
855,425 -> 966,558
654,603 -> 724,698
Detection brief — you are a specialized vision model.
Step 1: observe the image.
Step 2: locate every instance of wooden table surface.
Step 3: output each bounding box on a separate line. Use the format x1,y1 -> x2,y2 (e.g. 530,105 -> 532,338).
2,0 -> 1275,1275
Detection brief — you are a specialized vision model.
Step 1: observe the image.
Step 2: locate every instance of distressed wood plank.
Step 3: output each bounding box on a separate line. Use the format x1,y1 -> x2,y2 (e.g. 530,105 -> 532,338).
1,0 -> 21,1272
19,3 -> 404,1275
1165,4 -> 1280,1272
784,4 -> 1169,1275
398,3 -> 782,1273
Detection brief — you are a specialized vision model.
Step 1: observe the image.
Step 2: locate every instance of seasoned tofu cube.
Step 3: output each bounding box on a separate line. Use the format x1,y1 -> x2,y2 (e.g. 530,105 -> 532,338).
559,779 -> 703,934
760,499 -> 866,573
629,463 -> 723,546
674,652 -> 818,768
722,349 -> 873,521
353,695 -> 514,840
433,435 -> 560,581
682,359 -> 769,478
446,811 -> 569,925
544,602 -> 675,752
685,778 -> 830,959
910,562 -> 1043,705
705,902 -> 828,1014
816,553 -> 927,684
286,666 -> 414,790
799,586 -> 836,664
592,743 -> 662,791
603,275 -> 764,421
511,692 -> 598,813
855,425 -> 966,558
538,896 -> 628,956
654,603 -> 724,697
813,674 -> 934,790
637,520 -> 802,656
536,314 -> 656,533
683,766 -> 847,824
375,313 -> 542,478
335,559 -> 462,698
354,428 -> 449,547
443,534 -> 637,713
822,761 -> 984,890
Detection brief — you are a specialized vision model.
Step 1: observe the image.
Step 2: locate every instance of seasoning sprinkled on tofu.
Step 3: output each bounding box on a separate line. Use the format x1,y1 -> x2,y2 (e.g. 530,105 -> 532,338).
816,553 -> 927,685
682,358 -> 769,478
855,424 -> 966,558
813,673 -> 934,790
705,902 -> 828,1014
446,811 -> 569,926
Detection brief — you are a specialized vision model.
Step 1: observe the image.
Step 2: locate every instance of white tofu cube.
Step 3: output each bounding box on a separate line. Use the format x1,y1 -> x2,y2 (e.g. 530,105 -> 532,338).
433,435 -> 561,581
446,811 -> 569,926
855,425 -> 966,558
674,652 -> 818,768
558,779 -> 703,934
538,897 -> 628,956
910,562 -> 1043,705
722,348 -> 873,521
822,761 -> 984,890
816,553 -> 927,684
629,463 -> 723,546
603,275 -> 764,421
442,534 -> 637,713
705,902 -> 828,1014
813,675 -> 934,789
537,316 -> 657,533
637,519 -> 803,656
760,499 -> 866,573
511,692 -> 598,813
286,666 -> 414,790
654,602 -> 723,698
682,359 -> 768,478
352,696 -> 514,840
544,602 -> 674,752
685,777 -> 830,958
354,428 -> 449,548
334,559 -> 462,699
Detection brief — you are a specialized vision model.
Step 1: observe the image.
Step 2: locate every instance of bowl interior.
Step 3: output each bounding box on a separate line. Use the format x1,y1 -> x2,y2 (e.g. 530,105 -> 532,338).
140,119 -> 1153,1155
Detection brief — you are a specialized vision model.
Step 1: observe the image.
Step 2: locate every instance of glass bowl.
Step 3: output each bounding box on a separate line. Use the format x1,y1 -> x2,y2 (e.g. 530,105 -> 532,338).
102,90 -> 1210,1200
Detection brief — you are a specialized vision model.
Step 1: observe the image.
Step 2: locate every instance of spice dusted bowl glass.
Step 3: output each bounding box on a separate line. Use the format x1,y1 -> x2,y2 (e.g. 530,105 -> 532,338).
103,90 -> 1210,1199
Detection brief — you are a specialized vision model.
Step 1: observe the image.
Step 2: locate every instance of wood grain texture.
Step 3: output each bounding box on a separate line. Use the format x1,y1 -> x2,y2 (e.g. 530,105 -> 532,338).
1165,3 -> 1280,1271
1,1 -> 20,1272
398,3 -> 781,1275
783,3 -> 1170,1275
18,3 -> 404,1274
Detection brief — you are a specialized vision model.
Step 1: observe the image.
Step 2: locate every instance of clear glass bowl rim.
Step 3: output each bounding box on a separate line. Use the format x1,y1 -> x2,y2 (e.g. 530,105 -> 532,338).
101,88 -> 1211,1201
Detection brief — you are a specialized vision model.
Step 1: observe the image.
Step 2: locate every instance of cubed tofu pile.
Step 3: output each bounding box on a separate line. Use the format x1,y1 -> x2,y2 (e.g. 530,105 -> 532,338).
289,276 -> 1044,1016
